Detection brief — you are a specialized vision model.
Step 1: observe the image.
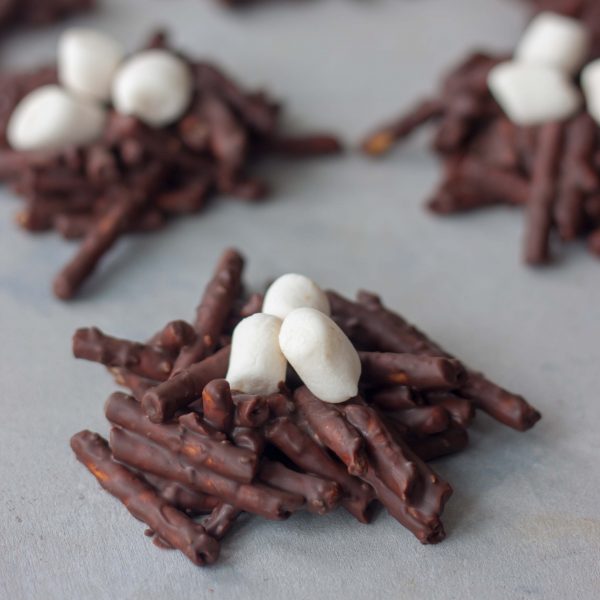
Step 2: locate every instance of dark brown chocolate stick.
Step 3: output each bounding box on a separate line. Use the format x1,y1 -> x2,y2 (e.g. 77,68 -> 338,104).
524,122 -> 564,265
70,430 -> 220,566
428,158 -> 530,214
73,328 -> 172,381
408,427 -> 469,462
106,392 -> 257,483
342,404 -> 452,544
202,503 -> 242,540
385,406 -> 451,436
109,427 -> 303,520
342,402 -> 418,500
151,320 -> 197,355
202,379 -> 234,432
294,387 -> 367,476
362,99 -> 444,156
142,472 -> 221,515
0,0 -> 95,31
172,249 -> 244,374
53,165 -> 165,299
425,392 -> 475,428
555,114 -> 598,241
142,345 -> 231,423
359,352 -> 466,390
259,460 -> 342,515
329,291 -> 541,431
369,386 -> 418,411
233,393 -> 270,429
264,417 -> 373,523
268,135 -> 343,157
193,62 -> 278,135
110,369 -> 158,402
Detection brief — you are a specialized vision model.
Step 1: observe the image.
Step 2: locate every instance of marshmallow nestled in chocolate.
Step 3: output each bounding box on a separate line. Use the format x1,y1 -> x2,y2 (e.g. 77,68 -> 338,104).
112,49 -> 193,127
226,314 -> 287,396
7,85 -> 106,151
581,59 -> 600,125
263,273 -> 330,320
59,28 -> 124,102
279,307 -> 361,404
488,62 -> 581,126
516,12 -> 590,75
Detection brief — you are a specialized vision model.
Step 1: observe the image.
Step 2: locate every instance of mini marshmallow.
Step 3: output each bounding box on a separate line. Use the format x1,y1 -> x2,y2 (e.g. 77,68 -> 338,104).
515,12 -> 590,75
112,49 -> 193,127
263,273 -> 331,320
488,62 -> 581,126
581,59 -> 600,125
226,314 -> 287,396
279,307 -> 361,404
7,85 -> 106,151
59,28 -> 124,102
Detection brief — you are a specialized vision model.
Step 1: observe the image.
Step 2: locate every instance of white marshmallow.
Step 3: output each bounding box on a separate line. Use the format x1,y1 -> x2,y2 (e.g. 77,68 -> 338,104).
516,12 -> 590,75
263,273 -> 331,320
226,314 -> 287,396
112,49 -> 193,127
279,307 -> 361,404
7,85 -> 106,152
59,28 -> 124,102
581,59 -> 600,125
488,62 -> 581,126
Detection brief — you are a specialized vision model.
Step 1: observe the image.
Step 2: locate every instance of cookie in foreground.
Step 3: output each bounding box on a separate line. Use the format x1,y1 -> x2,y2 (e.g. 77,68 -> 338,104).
71,249 -> 540,566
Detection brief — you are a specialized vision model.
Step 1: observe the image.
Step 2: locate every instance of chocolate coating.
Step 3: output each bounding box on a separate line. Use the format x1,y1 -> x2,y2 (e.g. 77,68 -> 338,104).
70,430 -> 220,566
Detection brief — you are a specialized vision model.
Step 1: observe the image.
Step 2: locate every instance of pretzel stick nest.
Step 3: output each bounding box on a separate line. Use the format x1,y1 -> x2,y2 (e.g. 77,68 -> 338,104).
362,6 -> 600,267
0,32 -> 342,300
71,248 -> 540,566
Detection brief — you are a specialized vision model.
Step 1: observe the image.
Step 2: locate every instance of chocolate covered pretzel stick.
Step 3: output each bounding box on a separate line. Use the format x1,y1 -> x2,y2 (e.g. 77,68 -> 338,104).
111,369 -> 158,402
524,122 -> 565,265
71,430 -> 220,566
142,472 -> 221,515
386,406 -> 451,436
264,417 -> 373,523
109,427 -> 303,520
294,387 -> 367,476
342,404 -> 452,544
74,328 -> 173,381
329,291 -> 541,431
173,249 -> 244,373
408,427 -> 470,462
202,503 -> 242,540
106,392 -> 257,483
0,0 -> 95,31
259,460 -> 342,515
202,379 -> 234,432
425,392 -> 475,428
53,165 -> 165,300
142,345 -> 231,423
555,113 -> 598,240
362,99 -> 445,157
359,352 -> 466,390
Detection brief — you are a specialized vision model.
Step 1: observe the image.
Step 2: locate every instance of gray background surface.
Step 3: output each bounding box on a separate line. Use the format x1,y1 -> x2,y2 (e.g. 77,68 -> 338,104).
1,0 -> 599,598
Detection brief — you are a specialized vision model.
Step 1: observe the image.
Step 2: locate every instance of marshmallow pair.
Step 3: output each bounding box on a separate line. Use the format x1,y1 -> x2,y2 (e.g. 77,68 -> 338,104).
226,274 -> 361,404
488,12 -> 589,126
7,28 -> 192,152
